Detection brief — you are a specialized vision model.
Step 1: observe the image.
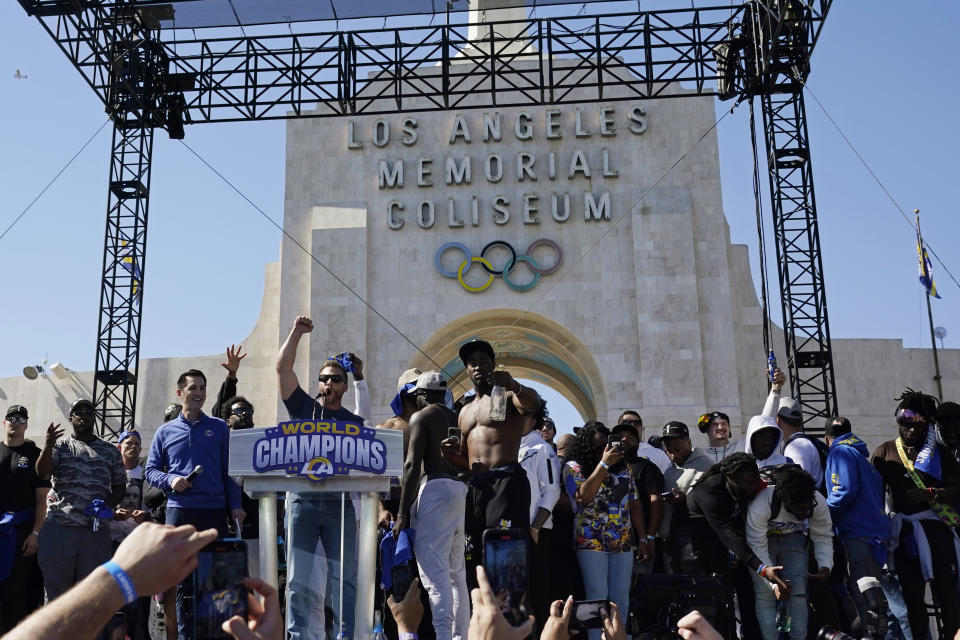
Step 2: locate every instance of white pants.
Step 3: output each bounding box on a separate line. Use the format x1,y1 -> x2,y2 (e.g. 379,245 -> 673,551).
411,478 -> 470,640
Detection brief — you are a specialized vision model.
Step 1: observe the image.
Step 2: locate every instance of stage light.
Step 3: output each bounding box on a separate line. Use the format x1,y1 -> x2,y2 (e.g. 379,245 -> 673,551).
49,362 -> 70,380
713,41 -> 738,101
163,93 -> 187,139
22,364 -> 44,380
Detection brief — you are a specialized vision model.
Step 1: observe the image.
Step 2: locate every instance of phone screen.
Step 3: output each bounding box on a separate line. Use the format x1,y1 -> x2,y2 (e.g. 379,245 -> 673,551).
194,541 -> 249,639
483,528 -> 529,625
572,600 -> 610,630
391,561 -> 416,601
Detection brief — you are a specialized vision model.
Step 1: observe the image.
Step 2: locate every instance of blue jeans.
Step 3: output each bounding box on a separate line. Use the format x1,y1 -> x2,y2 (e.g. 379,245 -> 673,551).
750,533 -> 808,640
165,507 -> 229,640
879,572 -> 913,640
286,493 -> 357,640
575,549 -> 633,640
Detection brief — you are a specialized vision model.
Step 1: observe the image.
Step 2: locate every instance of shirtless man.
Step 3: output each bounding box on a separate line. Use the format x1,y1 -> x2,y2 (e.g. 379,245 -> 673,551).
449,339 -> 541,580
394,372 -> 466,640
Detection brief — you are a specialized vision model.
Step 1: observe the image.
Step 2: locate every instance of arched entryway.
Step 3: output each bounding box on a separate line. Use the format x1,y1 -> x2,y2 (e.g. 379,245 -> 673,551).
408,309 -> 605,420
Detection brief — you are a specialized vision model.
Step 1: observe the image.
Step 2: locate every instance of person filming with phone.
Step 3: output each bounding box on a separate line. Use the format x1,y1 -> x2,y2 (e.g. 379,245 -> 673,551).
562,423 -> 647,640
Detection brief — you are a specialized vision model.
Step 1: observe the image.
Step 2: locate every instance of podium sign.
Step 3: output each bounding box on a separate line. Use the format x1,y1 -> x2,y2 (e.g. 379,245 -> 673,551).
229,423 -> 403,639
229,422 -> 403,493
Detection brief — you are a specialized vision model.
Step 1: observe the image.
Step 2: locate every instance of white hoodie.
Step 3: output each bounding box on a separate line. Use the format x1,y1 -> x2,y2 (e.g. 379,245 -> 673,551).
741,415 -> 791,468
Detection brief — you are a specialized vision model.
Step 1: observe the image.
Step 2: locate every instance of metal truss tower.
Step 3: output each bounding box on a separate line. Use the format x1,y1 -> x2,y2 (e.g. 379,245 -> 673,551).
745,1 -> 836,430
18,0 -> 832,437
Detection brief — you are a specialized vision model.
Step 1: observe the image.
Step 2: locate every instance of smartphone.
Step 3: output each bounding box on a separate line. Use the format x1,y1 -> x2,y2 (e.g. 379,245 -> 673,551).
482,528 -> 529,625
193,540 -> 249,640
571,599 -> 611,630
447,425 -> 461,445
391,561 -> 417,601
607,435 -> 622,448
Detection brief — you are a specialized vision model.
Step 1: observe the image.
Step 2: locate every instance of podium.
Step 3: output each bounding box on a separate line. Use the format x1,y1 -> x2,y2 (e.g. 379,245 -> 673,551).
229,422 -> 403,640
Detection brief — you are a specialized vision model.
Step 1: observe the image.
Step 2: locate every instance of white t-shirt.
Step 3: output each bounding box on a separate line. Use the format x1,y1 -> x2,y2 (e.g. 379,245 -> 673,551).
637,442 -> 671,474
783,434 -> 824,486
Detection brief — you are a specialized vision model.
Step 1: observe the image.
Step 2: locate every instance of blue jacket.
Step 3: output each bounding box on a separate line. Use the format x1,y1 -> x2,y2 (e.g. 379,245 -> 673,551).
825,432 -> 889,541
145,413 -> 242,510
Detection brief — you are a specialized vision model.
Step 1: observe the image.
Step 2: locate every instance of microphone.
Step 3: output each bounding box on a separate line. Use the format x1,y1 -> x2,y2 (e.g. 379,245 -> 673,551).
186,465 -> 204,482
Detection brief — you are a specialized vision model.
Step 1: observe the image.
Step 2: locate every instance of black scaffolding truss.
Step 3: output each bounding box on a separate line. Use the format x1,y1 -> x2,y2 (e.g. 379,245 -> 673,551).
18,0 -> 834,437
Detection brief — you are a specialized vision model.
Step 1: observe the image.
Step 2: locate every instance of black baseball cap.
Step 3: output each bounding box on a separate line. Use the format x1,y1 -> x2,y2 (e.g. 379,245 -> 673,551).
661,421 -> 689,440
611,422 -> 640,439
458,339 -> 496,364
5,405 -> 28,419
70,399 -> 96,414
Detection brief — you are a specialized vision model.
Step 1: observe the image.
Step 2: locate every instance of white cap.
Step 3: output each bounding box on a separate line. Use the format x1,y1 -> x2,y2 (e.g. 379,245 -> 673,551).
414,371 -> 447,392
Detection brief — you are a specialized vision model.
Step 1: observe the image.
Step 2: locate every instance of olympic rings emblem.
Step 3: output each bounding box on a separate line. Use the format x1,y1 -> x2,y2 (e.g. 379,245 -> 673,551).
435,239 -> 563,293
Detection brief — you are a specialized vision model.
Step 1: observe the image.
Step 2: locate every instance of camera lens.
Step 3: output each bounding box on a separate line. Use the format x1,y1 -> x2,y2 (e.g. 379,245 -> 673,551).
817,626 -> 857,640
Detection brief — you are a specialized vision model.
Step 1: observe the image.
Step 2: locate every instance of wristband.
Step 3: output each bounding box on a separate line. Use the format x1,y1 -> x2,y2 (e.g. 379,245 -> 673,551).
31,530 -> 40,537
598,461 -> 610,470
102,561 -> 138,604
646,535 -> 655,541
399,633 -> 419,640
757,563 -> 767,576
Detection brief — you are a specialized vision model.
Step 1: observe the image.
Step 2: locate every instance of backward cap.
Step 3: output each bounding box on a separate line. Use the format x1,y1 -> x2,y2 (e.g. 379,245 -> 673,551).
414,371 -> 447,392
397,368 -> 422,392
777,396 -> 802,421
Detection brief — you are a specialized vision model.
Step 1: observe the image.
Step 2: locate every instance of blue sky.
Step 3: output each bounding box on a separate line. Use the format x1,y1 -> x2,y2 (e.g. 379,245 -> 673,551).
2,2 -> 958,433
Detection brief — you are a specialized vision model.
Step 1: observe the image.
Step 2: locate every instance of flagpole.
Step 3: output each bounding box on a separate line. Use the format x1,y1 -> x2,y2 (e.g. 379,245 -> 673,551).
917,209 -> 943,400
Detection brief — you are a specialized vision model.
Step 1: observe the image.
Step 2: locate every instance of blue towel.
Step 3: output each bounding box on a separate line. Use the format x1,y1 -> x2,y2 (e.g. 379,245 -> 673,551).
332,352 -> 356,375
83,499 -> 115,520
380,527 -> 416,591
0,509 -> 35,581
390,382 -> 416,418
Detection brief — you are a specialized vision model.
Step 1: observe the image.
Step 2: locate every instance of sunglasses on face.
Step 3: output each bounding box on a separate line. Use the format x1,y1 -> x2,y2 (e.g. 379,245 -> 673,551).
318,374 -> 346,384
231,406 -> 253,416
6,416 -> 27,424
895,408 -> 926,427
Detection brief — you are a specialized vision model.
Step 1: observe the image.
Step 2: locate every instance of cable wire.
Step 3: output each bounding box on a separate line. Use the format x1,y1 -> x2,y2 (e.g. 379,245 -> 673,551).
748,98 -> 772,354
0,118 -> 111,244
177,139 -> 473,394
799,79 -> 960,292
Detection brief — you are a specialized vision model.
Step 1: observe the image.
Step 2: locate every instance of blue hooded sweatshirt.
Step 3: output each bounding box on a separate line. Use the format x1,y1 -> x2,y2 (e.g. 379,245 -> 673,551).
825,432 -> 889,542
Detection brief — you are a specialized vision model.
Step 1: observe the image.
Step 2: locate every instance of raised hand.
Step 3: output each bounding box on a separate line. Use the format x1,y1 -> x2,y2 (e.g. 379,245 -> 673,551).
44,422 -> 63,448
221,344 -> 247,378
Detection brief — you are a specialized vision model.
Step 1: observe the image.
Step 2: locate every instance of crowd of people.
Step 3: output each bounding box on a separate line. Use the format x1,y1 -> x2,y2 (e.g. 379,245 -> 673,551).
2,316 -> 959,640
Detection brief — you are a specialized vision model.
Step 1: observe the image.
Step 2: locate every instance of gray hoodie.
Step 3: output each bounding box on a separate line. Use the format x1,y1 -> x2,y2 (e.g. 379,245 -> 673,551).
659,447 -> 714,536
741,415 -> 791,468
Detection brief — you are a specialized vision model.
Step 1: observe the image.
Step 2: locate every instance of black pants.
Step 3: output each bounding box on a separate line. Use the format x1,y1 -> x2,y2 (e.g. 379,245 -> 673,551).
464,463 -> 531,589
548,508 -> 584,603
895,519 -> 960,638
0,524 -> 44,633
691,519 -> 761,640
530,527 -> 553,632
